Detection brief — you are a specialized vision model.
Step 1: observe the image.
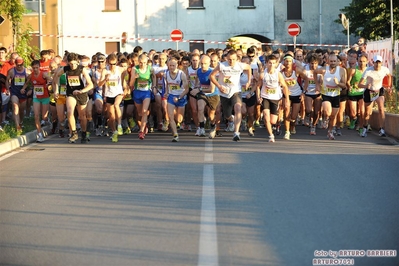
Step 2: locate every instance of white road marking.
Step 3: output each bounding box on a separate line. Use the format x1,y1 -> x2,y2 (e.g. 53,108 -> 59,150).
198,139 -> 218,266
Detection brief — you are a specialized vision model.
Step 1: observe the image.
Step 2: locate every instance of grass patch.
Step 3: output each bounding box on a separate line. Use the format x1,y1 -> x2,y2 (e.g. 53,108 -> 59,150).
0,117 -> 37,143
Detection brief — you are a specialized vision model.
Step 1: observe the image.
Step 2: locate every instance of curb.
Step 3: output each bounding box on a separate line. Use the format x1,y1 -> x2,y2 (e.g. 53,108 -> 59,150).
0,126 -> 51,157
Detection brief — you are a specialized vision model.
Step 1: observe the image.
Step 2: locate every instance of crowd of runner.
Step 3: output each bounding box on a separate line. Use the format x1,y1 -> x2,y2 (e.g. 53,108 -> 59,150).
0,38 -> 392,143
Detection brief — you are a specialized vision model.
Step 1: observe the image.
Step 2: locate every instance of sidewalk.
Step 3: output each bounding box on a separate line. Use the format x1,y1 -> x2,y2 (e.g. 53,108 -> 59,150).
0,126 -> 51,157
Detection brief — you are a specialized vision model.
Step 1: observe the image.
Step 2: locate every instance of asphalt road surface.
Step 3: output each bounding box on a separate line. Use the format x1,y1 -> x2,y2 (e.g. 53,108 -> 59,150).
1,124 -> 399,266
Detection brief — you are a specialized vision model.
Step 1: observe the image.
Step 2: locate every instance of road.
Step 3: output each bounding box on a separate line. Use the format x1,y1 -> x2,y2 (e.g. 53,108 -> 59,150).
1,125 -> 399,266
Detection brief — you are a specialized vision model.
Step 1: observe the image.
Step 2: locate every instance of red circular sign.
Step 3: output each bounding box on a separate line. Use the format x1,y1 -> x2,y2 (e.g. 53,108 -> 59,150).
170,29 -> 184,41
288,23 -> 301,37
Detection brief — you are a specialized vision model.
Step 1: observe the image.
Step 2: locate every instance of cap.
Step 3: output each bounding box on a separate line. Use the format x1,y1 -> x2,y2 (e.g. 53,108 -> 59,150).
373,55 -> 383,62
97,54 -> 106,62
15,57 -> 24,65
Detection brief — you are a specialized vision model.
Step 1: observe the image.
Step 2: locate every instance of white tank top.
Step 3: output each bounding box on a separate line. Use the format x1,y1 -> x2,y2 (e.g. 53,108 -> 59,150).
304,65 -> 319,95
260,68 -> 282,100
321,66 -> 341,97
165,69 -> 184,96
282,70 -> 302,96
217,61 -> 245,98
187,66 -> 198,88
104,67 -> 123,97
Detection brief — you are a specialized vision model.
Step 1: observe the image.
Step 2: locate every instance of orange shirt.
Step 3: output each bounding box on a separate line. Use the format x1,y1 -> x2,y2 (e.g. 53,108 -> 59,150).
31,71 -> 49,98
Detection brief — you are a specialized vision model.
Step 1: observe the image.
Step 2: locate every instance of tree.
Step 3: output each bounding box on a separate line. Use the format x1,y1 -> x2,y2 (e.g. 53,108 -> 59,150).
0,0 -> 37,63
336,0 -> 399,40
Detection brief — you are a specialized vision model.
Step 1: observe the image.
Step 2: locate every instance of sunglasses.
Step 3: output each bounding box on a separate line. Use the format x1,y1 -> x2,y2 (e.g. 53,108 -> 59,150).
248,55 -> 255,58
98,61 -> 105,63
109,62 -> 117,65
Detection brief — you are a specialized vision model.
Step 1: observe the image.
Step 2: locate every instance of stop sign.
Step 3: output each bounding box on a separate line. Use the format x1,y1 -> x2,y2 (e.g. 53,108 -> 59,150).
170,29 -> 184,41
288,23 -> 301,37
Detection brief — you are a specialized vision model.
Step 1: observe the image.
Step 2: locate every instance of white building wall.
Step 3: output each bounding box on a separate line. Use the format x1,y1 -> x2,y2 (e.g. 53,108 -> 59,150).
57,0 -> 274,56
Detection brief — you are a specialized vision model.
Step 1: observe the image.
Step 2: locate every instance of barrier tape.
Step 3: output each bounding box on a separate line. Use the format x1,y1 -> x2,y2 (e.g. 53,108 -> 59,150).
30,33 -> 347,47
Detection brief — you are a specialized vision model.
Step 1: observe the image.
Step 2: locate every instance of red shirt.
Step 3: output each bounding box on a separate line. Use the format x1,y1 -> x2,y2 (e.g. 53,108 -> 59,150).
31,71 -> 49,98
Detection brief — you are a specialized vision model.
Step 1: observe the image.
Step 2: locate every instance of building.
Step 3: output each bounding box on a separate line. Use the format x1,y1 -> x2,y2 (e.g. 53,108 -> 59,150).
0,0 -> 354,57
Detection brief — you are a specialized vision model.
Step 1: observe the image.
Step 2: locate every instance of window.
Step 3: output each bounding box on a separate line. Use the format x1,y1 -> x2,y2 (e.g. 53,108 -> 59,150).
106,42 -> 120,55
239,0 -> 254,7
104,0 -> 119,11
287,0 -> 302,20
189,41 -> 204,54
24,0 -> 46,14
189,0 -> 203,8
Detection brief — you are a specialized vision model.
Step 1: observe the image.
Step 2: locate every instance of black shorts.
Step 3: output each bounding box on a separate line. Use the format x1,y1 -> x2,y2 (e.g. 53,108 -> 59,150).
124,99 -> 134,107
363,88 -> 384,103
196,93 -> 220,110
67,93 -> 89,106
220,92 -> 242,118
261,98 -> 280,115
305,94 -> 321,100
321,95 -> 340,108
348,94 -> 363,102
242,94 -> 256,107
339,90 -> 348,102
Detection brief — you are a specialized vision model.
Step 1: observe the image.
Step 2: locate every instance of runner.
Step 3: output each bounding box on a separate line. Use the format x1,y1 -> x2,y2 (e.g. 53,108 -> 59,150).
358,55 -> 391,137
21,60 -> 52,142
164,57 -> 189,142
281,53 -> 308,140
303,54 -> 322,135
129,53 -> 156,140
239,56 -> 257,136
190,55 -> 220,138
53,52 -> 94,143
98,54 -> 129,142
257,54 -> 289,143
210,49 -> 252,141
314,53 -> 347,140
5,57 -> 28,132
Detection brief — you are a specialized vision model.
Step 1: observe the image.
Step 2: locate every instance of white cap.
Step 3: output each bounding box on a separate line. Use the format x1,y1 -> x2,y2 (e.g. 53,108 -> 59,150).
373,55 -> 383,62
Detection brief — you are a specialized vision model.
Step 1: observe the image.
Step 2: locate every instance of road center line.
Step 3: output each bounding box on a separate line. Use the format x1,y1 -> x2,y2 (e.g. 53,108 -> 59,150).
198,140 -> 219,266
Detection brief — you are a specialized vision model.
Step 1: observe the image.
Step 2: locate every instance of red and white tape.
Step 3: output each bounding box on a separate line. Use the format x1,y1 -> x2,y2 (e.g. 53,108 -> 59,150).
30,34 -> 347,47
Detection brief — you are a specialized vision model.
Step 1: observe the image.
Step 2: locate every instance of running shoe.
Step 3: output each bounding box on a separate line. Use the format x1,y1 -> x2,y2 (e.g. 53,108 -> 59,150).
96,126 -> 103,136
117,125 -> 123,136
111,131 -> 118,142
128,118 -> 136,129
348,119 -> 356,130
232,132 -> 241,141
172,134 -> 179,142
322,119 -> 329,129
254,120 -> 260,127
37,133 -> 44,143
216,130 -> 223,137
225,121 -> 234,132
195,127 -> 201,136
86,131 -> 91,141
40,119 -> 47,126
124,127 -> 131,135
209,127 -> 216,139
361,128 -> 367,137
290,127 -> 296,135
177,122 -> 181,130
199,128 -> 206,137
327,131 -> 335,140
379,128 -> 386,137
336,128 -> 342,136
304,115 -> 310,127
68,131 -> 79,143
248,127 -> 254,137
162,120 -> 169,132
310,126 -> 316,135
241,120 -> 247,131
158,123 -> 163,131
269,135 -> 275,143
284,131 -> 290,140
138,131 -> 145,140
332,126 -> 336,135
275,125 -> 281,136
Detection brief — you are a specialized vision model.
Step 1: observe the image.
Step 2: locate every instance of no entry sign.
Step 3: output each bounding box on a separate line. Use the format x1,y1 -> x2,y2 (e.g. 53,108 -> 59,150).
288,23 -> 301,37
170,29 -> 184,41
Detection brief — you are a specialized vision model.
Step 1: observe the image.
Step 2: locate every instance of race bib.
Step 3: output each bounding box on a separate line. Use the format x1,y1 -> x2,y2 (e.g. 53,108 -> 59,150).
60,85 -> 67,95
107,79 -> 117,87
265,87 -> 276,95
14,75 -> 26,86
285,78 -> 297,86
68,76 -> 80,86
370,91 -> 379,101
34,85 -> 44,96
137,80 -> 148,90
241,85 -> 250,92
169,84 -> 179,91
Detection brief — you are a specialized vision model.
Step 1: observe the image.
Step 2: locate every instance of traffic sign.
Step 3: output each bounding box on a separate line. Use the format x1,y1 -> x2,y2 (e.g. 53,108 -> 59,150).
0,15 -> 5,26
288,23 -> 301,37
170,29 -> 184,41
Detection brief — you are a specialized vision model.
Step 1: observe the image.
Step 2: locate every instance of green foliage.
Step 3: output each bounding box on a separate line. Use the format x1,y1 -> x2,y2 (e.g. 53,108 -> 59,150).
0,0 -> 37,64
336,0 -> 399,40
0,117 -> 36,143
